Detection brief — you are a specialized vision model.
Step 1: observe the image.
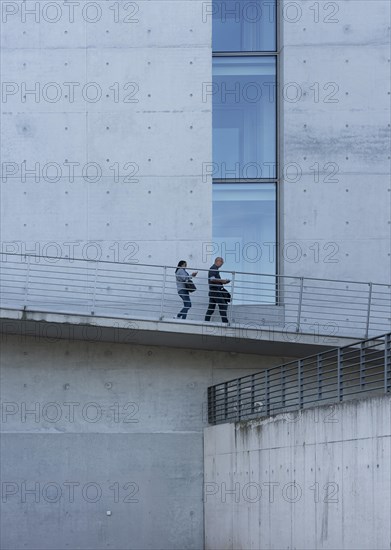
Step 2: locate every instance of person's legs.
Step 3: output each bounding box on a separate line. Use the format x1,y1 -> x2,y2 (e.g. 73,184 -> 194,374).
181,291 -> 191,319
205,293 -> 217,321
178,290 -> 191,319
218,299 -> 229,323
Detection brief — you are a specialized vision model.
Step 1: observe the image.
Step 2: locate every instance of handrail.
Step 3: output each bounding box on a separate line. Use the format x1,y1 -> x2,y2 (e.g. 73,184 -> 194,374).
1,252 -> 390,287
0,252 -> 390,340
207,332 -> 391,425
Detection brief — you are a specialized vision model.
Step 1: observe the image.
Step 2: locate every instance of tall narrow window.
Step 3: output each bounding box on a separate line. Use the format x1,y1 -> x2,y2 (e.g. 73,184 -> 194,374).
213,56 -> 276,178
212,0 -> 278,295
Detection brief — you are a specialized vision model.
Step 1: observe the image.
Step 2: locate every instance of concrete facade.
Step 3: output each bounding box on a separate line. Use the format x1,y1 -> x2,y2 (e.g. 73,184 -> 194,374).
1,0 -> 390,548
204,395 -> 391,550
281,0 -> 391,284
0,333 -> 294,549
0,1 -> 212,267
1,0 -> 389,282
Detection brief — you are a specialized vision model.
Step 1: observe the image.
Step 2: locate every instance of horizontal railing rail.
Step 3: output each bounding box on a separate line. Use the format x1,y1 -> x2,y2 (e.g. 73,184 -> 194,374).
207,332 -> 391,424
0,252 -> 390,340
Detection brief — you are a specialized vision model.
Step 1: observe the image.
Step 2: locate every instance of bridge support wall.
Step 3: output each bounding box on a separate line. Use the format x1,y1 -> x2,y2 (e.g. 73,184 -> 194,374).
204,395 -> 391,549
0,333 -> 291,549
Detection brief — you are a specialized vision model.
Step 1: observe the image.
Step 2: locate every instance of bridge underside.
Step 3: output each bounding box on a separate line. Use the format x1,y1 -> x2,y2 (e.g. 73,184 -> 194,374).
0,307 -> 358,357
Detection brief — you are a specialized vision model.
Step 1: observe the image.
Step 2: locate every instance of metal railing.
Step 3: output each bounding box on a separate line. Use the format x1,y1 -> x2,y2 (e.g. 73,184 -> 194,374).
0,252 -> 390,339
207,332 -> 391,424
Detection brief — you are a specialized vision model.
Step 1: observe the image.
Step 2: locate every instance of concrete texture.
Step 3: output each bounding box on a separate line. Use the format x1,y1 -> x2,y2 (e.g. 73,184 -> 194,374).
204,395 -> 391,550
1,1 -> 390,548
0,0 -> 212,268
281,0 -> 391,285
0,333 -> 294,549
1,0 -> 389,283
0,306 -> 358,357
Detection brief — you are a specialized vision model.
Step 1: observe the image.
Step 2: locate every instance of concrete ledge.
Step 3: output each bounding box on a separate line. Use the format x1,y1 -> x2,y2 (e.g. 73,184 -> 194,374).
0,307 -> 358,356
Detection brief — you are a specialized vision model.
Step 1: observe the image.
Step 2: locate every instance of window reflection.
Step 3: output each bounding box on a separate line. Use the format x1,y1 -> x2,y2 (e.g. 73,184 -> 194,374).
213,57 -> 276,179
213,0 -> 276,52
213,184 -> 276,303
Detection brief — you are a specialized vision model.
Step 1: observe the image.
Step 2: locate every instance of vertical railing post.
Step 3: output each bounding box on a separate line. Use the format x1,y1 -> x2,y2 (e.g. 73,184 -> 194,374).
360,342 -> 366,389
276,274 -> 281,306
228,271 -> 235,325
236,378 -> 241,422
207,386 -> 211,423
365,282 -> 373,338
265,370 -> 270,416
296,277 -> 304,333
24,255 -> 31,310
385,333 -> 391,394
298,360 -> 303,409
337,348 -> 343,401
317,355 -> 323,399
159,266 -> 167,320
224,382 -> 228,421
250,374 -> 255,416
91,261 -> 99,315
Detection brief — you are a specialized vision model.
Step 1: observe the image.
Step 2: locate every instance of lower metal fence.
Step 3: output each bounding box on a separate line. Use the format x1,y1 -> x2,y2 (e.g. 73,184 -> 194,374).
207,332 -> 391,424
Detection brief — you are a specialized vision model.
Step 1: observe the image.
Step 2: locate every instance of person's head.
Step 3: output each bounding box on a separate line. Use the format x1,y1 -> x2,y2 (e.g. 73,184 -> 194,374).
214,257 -> 224,267
175,260 -> 187,272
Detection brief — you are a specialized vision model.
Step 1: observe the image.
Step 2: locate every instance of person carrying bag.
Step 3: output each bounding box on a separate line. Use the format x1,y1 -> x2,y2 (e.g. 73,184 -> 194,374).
175,260 -> 198,319
204,257 -> 230,324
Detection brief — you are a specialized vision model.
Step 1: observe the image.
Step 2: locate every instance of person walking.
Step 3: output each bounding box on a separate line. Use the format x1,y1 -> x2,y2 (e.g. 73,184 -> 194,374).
175,260 -> 198,319
204,257 -> 230,323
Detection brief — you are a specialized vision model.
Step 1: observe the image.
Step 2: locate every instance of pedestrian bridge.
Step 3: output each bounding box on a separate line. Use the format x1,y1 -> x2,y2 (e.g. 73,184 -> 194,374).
0,253 -> 390,355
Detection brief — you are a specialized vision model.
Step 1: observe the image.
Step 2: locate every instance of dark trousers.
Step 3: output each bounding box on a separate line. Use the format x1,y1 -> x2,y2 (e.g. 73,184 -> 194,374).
178,289 -> 191,319
205,292 -> 228,323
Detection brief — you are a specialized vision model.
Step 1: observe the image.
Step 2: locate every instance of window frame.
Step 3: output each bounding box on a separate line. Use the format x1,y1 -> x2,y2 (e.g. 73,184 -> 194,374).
212,0 -> 280,291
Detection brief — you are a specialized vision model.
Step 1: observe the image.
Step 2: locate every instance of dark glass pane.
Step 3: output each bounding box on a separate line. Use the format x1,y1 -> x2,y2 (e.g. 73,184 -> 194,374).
213,0 -> 276,52
213,57 -> 276,179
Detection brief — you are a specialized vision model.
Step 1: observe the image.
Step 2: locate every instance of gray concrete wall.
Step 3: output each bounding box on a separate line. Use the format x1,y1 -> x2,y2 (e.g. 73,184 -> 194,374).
281,0 -> 391,284
204,395 -> 391,550
0,333 -> 293,549
1,2 -> 390,548
2,0 -> 390,285
0,0 -> 212,268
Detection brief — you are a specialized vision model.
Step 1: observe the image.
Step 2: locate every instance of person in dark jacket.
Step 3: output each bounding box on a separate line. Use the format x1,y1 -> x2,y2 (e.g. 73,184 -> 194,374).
204,257 -> 230,323
175,260 -> 198,319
